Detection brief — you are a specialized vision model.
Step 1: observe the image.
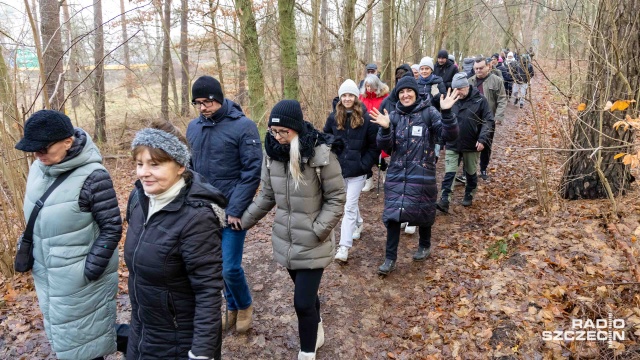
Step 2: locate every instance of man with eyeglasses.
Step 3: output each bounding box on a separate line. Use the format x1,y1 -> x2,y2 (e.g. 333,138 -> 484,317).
186,75 -> 262,334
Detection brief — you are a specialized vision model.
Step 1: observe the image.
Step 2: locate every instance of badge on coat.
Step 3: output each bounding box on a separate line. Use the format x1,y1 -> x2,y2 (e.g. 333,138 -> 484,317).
412,126 -> 423,137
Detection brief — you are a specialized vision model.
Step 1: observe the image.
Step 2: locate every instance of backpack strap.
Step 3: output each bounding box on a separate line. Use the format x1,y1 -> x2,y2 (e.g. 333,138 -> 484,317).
23,169 -> 75,241
126,187 -> 139,223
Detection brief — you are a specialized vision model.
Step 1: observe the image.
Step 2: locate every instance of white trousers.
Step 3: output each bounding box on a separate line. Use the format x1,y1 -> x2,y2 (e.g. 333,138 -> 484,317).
339,175 -> 366,248
512,83 -> 528,99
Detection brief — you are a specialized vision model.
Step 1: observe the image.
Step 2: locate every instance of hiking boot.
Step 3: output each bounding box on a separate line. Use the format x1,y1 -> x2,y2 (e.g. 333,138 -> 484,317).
436,199 -> 449,213
361,176 -> 374,192
514,97 -> 519,105
335,246 -> 349,263
404,225 -> 417,235
377,259 -> 396,275
236,304 -> 253,333
480,170 -> 489,180
412,245 -> 431,261
352,222 -> 364,239
520,101 -> 524,109
455,174 -> 467,184
222,310 -> 237,331
462,194 -> 473,207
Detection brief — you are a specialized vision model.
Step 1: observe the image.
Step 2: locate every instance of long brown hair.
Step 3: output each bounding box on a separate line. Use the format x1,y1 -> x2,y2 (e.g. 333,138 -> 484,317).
335,97 -> 364,130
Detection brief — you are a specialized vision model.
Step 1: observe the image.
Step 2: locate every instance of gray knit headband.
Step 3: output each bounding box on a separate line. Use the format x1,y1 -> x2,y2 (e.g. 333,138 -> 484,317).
132,128 -> 191,167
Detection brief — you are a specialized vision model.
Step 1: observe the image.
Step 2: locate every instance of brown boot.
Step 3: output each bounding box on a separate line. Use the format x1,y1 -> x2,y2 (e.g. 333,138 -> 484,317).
235,304 -> 253,333
222,310 -> 237,331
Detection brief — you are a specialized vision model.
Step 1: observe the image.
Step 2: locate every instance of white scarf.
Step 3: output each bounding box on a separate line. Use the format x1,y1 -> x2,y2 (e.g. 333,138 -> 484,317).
146,177 -> 186,220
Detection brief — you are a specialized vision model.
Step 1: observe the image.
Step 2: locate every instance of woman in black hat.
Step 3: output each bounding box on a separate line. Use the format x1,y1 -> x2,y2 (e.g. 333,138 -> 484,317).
15,110 -> 123,359
369,78 -> 460,275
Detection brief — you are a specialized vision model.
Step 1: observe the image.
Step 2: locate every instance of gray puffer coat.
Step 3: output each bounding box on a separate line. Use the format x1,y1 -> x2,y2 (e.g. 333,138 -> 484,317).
241,143 -> 346,270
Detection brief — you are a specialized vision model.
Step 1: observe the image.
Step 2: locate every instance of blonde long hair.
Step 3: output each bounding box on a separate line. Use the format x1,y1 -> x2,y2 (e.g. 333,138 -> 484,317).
288,134 -> 306,190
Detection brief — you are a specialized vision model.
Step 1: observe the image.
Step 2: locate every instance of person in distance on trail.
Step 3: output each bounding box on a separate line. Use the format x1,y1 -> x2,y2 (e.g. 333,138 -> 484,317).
437,73 -> 494,213
411,64 -> 420,79
359,63 -> 380,88
15,110 -> 123,360
359,74 -> 391,193
187,75 -> 262,333
241,100 -> 346,360
324,79 -> 378,263
416,56 -> 447,109
509,53 -> 535,109
369,77 -> 459,276
434,49 -> 458,89
488,54 -> 504,80
497,54 -> 513,100
468,57 -> 507,180
125,121 -> 225,360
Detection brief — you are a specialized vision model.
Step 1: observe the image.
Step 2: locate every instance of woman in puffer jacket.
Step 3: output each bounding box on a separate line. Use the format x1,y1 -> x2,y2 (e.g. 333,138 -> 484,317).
324,79 -> 378,263
14,110 -> 122,360
416,56 -> 447,109
241,100 -> 346,360
125,121 -> 226,360
369,77 -> 459,276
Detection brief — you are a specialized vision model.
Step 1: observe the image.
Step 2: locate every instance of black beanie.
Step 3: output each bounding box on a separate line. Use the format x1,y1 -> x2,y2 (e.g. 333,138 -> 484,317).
15,110 -> 75,152
437,49 -> 449,59
191,76 -> 224,104
268,100 -> 305,134
394,76 -> 419,99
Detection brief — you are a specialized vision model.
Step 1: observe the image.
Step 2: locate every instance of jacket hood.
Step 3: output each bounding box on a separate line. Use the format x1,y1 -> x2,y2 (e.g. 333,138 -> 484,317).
38,128 -> 102,176
184,171 -> 228,209
396,64 -> 412,74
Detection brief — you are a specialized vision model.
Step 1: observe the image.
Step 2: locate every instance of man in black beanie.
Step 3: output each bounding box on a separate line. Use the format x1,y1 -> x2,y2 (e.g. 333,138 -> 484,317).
186,75 -> 262,333
434,49 -> 458,89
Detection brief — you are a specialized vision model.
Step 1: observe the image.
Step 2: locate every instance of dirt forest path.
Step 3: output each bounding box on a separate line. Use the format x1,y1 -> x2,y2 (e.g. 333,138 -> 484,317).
1,76 -> 639,359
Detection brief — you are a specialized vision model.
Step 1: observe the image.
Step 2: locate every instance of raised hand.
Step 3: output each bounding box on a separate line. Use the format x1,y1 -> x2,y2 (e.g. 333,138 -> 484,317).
369,107 -> 391,129
440,88 -> 460,110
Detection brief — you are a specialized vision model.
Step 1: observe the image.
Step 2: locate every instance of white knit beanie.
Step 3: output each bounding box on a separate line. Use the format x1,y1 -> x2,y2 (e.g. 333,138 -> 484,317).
506,52 -> 515,63
411,64 -> 420,72
419,57 -> 434,71
338,79 -> 360,97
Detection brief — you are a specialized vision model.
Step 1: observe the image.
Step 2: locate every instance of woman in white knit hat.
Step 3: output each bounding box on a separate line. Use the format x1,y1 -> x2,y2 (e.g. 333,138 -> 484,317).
323,79 -> 379,263
417,56 -> 447,109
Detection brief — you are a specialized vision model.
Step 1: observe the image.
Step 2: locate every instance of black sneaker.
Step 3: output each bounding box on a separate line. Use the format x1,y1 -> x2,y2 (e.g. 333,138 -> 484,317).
480,170 -> 488,180
514,97 -> 519,105
436,199 -> 449,213
455,174 -> 467,184
378,259 -> 396,275
520,101 -> 524,109
412,246 -> 431,261
462,194 -> 473,207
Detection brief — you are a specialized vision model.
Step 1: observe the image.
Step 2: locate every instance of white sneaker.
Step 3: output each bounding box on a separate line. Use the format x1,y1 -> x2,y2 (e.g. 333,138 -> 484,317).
401,222 -> 408,229
361,177 -> 374,192
298,351 -> 316,360
335,246 -> 349,262
316,319 -> 324,350
352,222 -> 364,239
405,225 -> 417,235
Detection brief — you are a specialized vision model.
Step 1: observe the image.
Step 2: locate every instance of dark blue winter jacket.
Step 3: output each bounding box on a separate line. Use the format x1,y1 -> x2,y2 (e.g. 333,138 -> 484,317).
323,98 -> 379,178
186,99 -> 262,218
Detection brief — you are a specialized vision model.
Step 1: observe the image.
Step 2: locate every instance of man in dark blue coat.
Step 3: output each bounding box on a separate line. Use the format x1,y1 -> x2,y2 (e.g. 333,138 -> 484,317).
187,75 -> 262,333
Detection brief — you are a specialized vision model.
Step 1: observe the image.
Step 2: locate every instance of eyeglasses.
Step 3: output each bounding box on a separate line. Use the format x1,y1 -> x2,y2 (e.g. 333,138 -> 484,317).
35,141 -> 58,155
268,129 -> 290,138
191,99 -> 215,108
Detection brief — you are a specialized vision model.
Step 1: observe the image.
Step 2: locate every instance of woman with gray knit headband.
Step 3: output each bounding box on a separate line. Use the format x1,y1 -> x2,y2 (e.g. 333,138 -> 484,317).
124,121 -> 227,360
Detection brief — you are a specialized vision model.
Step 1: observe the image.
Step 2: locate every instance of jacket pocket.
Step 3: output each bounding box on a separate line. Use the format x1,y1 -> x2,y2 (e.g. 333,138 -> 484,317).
167,291 -> 179,329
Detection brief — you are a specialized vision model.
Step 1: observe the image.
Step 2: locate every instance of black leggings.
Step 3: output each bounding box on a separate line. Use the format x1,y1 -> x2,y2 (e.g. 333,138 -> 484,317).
287,268 -> 324,352
385,221 -> 432,260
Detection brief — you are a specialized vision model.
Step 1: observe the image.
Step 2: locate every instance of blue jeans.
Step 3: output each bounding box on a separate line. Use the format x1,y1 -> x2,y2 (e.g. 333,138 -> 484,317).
222,227 -> 252,311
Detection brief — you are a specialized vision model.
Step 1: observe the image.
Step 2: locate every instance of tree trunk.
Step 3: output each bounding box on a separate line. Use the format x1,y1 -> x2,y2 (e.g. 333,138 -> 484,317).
160,0 -> 171,121
561,0 -> 639,200
93,0 -> 107,142
340,0 -> 357,81
40,0 -> 64,111
434,0 -> 448,55
411,0 -> 427,63
209,0 -> 225,95
278,0 -> 299,99
180,0 -> 189,116
235,0 -> 266,121
364,5 -> 373,64
120,0 -> 134,98
320,0 -> 328,101
61,1 -> 80,109
382,0 -> 393,85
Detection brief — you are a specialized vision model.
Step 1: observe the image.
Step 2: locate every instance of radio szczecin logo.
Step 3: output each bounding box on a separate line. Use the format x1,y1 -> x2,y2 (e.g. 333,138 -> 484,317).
542,313 -> 625,348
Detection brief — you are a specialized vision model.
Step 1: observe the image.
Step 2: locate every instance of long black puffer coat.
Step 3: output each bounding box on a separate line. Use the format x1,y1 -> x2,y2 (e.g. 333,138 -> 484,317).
378,100 -> 458,227
124,171 -> 227,359
323,98 -> 379,178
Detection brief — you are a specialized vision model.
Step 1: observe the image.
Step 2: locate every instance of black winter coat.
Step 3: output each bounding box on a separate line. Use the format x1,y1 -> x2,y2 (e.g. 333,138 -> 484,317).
124,171 -> 226,359
378,100 -> 458,227
324,99 -> 379,178
446,86 -> 495,152
417,74 -> 447,109
498,63 -> 512,83
434,59 -> 458,88
507,61 -> 534,84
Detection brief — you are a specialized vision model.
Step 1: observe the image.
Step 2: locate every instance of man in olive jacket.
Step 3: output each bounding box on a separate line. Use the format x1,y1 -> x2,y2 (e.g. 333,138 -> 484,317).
468,57 -> 507,180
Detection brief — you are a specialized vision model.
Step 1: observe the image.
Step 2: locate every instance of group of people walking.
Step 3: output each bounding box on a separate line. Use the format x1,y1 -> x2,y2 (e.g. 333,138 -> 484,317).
14,47 -> 533,360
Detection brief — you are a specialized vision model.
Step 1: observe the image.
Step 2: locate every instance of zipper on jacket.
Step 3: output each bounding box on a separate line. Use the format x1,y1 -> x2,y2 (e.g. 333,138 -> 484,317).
168,292 -> 179,329
285,163 -> 293,268
132,223 -> 146,360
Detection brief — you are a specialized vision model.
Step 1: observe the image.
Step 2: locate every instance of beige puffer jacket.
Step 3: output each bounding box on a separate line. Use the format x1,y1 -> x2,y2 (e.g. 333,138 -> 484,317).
241,144 -> 346,270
